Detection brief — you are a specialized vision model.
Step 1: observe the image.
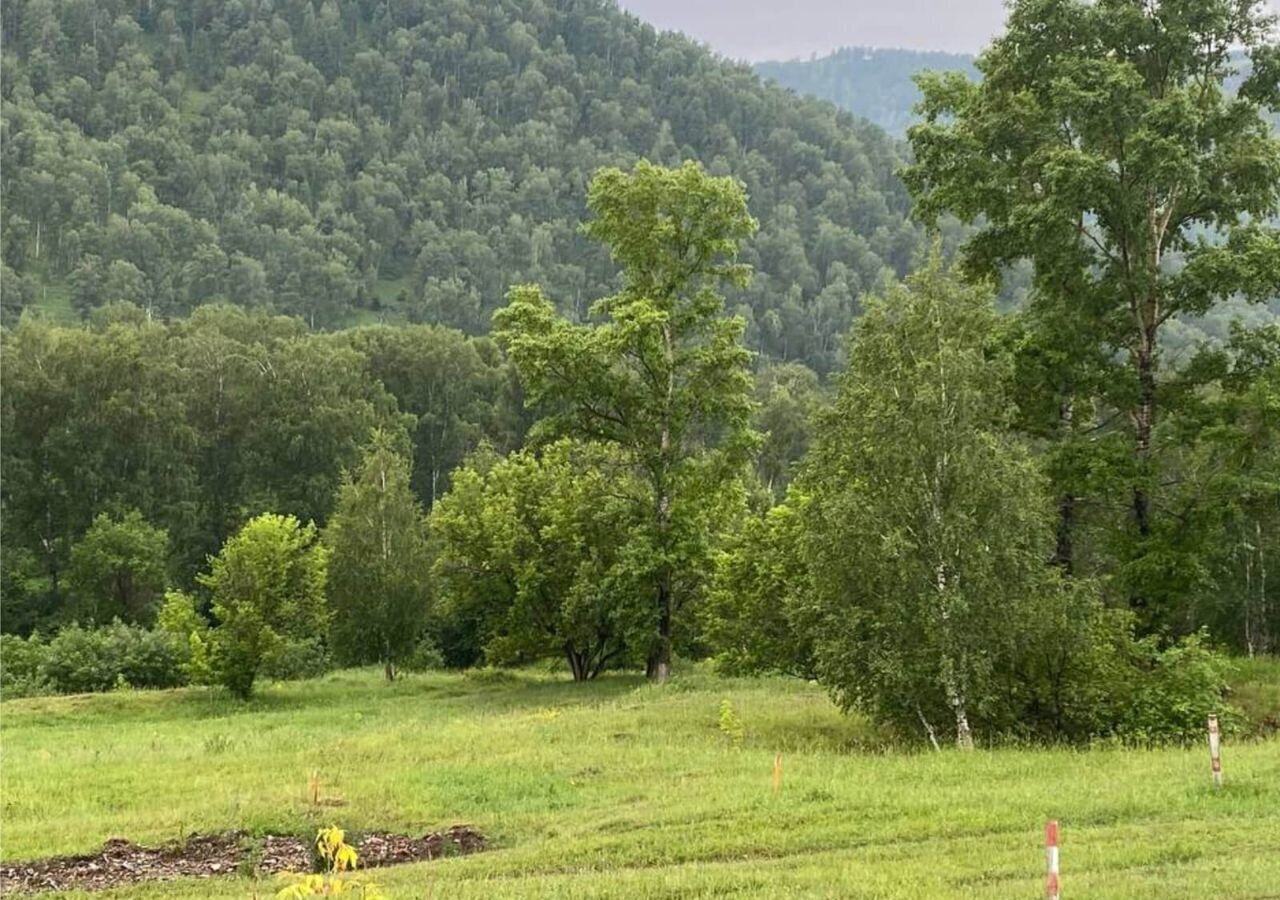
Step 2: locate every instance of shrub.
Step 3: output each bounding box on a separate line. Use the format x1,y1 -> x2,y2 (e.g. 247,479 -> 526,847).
261,637 -> 331,682
156,590 -> 213,684
401,637 -> 445,673
993,588 -> 1235,744
116,624 -> 185,689
201,513 -> 330,699
41,624 -> 124,693
0,633 -> 50,698
39,622 -> 184,694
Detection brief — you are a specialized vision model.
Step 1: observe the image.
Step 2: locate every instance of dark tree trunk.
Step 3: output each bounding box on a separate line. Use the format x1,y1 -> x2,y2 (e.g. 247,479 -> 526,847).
1054,493 -> 1075,575
1052,388 -> 1075,575
565,646 -> 589,682
1133,339 -> 1156,539
646,576 -> 673,681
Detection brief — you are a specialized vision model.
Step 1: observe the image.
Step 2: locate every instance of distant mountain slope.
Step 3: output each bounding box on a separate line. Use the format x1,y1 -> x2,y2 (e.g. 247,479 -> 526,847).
755,46 -> 1276,137
755,47 -> 977,136
1,0 -> 926,374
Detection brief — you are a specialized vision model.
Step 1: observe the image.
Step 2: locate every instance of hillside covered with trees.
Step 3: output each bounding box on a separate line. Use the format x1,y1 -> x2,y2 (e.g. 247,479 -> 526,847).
1,0 -> 928,374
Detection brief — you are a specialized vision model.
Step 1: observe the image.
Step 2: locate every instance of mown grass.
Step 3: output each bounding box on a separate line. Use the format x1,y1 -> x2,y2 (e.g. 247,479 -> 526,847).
1,666 -> 1278,898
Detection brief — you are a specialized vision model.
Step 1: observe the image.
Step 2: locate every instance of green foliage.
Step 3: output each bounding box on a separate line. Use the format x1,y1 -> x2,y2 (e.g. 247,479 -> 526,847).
1,0 -> 920,370
798,261 -> 1054,747
34,622 -> 184,694
431,440 -> 650,681
156,590 -> 212,685
905,0 -> 1280,627
0,633 -> 49,698
200,514 -> 330,699
259,637 -> 332,684
0,309 -> 456,628
66,510 -> 169,626
705,494 -> 817,680
495,161 -> 758,678
752,363 -> 825,497
717,697 -> 745,747
325,430 -> 432,679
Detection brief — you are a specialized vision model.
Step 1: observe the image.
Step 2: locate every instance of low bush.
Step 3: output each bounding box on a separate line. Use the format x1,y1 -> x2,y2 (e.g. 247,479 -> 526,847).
261,637 -> 331,682
401,637 -> 445,673
0,633 -> 50,698
994,588 -> 1236,744
4,623 -> 186,696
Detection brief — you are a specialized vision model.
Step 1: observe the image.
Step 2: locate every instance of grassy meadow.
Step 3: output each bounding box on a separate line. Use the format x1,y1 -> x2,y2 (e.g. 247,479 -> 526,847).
1,665 -> 1279,899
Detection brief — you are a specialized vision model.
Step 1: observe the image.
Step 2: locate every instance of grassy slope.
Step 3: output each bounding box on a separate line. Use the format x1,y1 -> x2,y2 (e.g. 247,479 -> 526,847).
1,668 -> 1278,899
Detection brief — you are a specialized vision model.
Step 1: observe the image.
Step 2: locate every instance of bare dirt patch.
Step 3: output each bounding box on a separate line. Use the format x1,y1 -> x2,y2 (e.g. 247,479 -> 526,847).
0,825 -> 487,895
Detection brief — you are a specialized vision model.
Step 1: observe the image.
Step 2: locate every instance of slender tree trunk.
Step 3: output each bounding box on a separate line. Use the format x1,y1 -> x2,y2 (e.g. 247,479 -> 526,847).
1129,330 -> 1157,615
1133,336 -> 1156,539
648,324 -> 676,683
1052,388 -> 1075,574
647,574 -> 673,681
945,677 -> 974,751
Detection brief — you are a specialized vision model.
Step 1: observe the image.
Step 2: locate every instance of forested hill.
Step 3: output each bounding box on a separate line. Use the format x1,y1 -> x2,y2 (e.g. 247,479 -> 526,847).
755,46 -> 1278,138
755,48 -> 978,137
1,0 -> 924,374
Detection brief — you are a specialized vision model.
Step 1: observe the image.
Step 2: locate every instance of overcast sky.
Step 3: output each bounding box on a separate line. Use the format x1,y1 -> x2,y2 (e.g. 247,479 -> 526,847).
620,0 -> 1280,61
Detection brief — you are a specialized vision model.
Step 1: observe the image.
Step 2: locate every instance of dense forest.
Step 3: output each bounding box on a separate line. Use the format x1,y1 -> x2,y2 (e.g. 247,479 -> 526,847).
1,0 -> 931,374
2,0 -> 1279,748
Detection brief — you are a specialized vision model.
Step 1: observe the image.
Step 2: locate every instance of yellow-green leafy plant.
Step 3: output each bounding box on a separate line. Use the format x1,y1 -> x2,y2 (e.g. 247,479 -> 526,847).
718,698 -> 745,747
275,826 -> 384,899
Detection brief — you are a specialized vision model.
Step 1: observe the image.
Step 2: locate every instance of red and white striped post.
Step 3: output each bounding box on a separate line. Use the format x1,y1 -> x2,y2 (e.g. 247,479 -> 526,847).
1208,714 -> 1222,789
1045,820 -> 1060,900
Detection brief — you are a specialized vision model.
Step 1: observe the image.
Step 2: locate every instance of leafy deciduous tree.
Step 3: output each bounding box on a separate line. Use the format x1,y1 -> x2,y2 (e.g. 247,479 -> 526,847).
800,262 -> 1057,748
326,430 -> 431,680
905,0 -> 1280,621
494,161 -> 758,680
431,440 -> 649,681
200,513 -> 329,699
66,510 -> 168,625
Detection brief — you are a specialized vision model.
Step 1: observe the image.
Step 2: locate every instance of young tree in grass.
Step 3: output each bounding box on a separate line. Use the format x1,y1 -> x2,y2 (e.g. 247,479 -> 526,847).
201,513 -> 329,699
799,262 -> 1057,749
904,0 -> 1280,622
494,161 -> 758,680
325,430 -> 431,680
430,440 -> 651,681
66,510 -> 169,625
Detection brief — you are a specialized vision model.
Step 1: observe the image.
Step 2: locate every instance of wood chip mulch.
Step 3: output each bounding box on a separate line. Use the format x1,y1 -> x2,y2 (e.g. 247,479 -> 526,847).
0,825 -> 487,895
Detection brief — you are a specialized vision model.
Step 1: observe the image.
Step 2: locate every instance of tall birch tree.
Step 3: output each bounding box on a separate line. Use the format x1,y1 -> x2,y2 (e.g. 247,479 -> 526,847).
800,263 -> 1055,749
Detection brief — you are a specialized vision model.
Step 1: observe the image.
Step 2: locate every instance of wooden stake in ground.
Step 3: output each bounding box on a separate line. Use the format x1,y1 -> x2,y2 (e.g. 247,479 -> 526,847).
1045,820 -> 1060,900
1208,714 -> 1223,789
771,752 -> 783,796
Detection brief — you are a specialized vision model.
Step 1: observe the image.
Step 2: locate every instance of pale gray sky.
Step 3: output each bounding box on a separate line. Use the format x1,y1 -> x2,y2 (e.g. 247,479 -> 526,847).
620,0 -> 1280,61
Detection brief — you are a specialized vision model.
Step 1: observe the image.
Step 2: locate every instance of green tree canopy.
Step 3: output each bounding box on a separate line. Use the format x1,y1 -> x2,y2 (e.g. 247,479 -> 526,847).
799,262 -> 1058,748
66,509 -> 169,626
494,161 -> 758,679
431,440 -> 650,681
325,430 -> 431,680
904,0 -> 1280,625
200,513 -> 329,699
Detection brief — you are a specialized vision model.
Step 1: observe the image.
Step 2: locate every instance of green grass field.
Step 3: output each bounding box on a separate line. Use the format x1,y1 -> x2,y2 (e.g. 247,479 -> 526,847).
2,666 -> 1278,899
